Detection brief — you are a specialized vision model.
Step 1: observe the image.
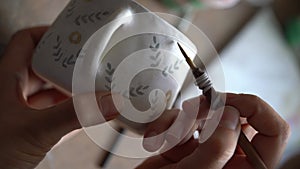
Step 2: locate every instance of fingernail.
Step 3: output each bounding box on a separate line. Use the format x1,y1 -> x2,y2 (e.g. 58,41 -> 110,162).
219,108 -> 239,130
143,131 -> 164,152
98,93 -> 121,118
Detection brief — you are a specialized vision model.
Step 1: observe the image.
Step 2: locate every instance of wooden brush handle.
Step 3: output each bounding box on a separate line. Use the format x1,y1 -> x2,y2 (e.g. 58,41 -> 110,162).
239,131 -> 268,169
205,88 -> 268,169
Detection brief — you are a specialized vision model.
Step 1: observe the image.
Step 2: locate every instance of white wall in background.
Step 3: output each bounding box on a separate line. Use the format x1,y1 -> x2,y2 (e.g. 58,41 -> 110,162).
208,8 -> 300,160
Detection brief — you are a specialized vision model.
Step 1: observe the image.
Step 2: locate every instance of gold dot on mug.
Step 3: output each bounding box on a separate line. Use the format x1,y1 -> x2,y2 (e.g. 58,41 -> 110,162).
166,90 -> 172,103
69,31 -> 81,44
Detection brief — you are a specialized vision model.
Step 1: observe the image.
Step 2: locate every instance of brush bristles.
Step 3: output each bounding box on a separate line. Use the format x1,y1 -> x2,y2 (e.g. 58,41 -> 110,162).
177,42 -> 198,71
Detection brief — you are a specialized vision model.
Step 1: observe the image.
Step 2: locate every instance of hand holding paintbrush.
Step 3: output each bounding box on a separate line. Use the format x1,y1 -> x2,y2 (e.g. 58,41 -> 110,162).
138,43 -> 289,169
177,42 -> 268,169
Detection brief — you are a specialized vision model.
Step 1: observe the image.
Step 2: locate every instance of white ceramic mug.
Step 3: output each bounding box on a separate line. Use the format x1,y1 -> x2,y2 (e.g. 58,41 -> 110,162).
32,0 -> 196,134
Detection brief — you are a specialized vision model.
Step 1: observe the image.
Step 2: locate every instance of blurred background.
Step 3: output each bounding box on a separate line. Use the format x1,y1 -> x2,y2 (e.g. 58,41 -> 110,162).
0,0 -> 300,168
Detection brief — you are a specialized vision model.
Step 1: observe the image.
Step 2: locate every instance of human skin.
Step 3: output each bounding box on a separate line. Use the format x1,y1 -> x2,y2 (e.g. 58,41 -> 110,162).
139,94 -> 290,169
0,27 -> 120,169
0,27 -> 291,169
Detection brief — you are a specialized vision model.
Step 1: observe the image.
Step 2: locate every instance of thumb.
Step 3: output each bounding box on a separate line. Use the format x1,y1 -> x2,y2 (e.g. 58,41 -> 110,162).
34,91 -> 120,144
171,106 -> 241,169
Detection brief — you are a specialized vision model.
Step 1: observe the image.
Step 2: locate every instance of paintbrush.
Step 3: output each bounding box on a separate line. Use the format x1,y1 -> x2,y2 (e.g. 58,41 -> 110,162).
177,42 -> 268,169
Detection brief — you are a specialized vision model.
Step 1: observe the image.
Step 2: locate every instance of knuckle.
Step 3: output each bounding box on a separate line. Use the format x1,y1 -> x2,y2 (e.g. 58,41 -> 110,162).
247,94 -> 262,104
280,120 -> 291,142
246,94 -> 267,113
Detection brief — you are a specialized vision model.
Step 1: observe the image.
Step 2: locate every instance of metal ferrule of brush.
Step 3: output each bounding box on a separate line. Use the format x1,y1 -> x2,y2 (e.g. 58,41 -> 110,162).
193,70 -> 213,93
192,69 -> 224,110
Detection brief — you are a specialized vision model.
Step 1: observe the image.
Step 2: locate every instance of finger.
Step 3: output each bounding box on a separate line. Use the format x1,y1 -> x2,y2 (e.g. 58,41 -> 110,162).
161,138 -> 199,163
31,91 -> 121,145
226,93 -> 290,168
164,110 -> 198,148
241,123 -> 257,141
235,124 -> 257,155
169,106 -> 241,169
162,96 -> 207,146
178,120 -> 201,145
1,26 -> 48,71
23,68 -> 47,97
240,117 -> 248,125
226,94 -> 286,137
0,72 -> 25,106
135,155 -> 171,169
27,88 -> 68,109
182,95 -> 209,120
181,96 -> 211,144
143,109 -> 179,152
136,138 -> 199,169
224,155 -> 253,169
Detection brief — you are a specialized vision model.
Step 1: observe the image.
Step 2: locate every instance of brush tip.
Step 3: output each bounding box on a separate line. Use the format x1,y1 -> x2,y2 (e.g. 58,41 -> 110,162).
177,42 -> 197,70
177,43 -> 188,59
